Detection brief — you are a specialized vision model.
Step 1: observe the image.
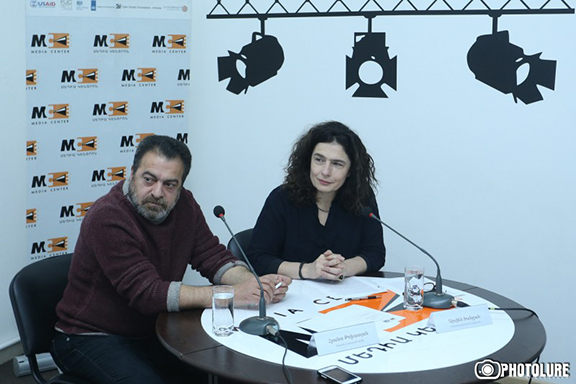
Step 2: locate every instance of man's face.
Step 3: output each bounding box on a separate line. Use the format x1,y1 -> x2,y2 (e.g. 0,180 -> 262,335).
128,151 -> 184,223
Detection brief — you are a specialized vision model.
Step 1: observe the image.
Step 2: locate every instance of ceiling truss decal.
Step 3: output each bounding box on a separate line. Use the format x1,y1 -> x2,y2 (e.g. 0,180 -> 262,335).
208,0 -> 574,104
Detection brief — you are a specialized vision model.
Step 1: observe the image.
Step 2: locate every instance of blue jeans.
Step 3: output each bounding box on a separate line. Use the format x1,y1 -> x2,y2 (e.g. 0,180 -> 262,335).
50,332 -> 208,384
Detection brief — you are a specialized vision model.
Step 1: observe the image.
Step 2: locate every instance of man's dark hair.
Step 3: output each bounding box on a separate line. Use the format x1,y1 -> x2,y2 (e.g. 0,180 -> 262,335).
132,135 -> 192,183
283,121 -> 377,214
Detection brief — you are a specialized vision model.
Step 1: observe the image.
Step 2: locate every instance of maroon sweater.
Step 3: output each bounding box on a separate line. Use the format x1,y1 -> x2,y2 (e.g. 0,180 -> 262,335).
55,181 -> 237,338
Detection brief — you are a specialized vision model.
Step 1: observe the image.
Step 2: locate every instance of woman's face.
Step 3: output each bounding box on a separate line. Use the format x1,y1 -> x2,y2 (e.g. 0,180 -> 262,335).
309,141 -> 351,198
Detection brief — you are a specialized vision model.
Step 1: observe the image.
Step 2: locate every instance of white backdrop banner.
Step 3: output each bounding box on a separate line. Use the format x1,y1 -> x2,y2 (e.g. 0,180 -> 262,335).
25,0 -> 192,261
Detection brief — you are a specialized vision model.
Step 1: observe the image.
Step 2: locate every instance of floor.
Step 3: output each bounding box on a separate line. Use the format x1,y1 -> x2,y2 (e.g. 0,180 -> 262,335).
0,357 -> 548,384
0,358 -> 58,384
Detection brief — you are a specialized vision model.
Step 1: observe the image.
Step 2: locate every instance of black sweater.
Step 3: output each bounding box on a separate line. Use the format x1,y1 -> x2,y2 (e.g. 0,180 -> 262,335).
247,186 -> 386,275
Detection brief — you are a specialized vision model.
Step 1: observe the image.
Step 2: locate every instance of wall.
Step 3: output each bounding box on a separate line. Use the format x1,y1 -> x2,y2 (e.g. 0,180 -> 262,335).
0,2 -> 573,382
188,2 -> 575,383
0,1 -> 27,352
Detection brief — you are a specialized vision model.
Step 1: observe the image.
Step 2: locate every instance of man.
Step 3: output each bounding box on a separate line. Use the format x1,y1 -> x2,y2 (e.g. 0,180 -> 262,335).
51,135 -> 291,383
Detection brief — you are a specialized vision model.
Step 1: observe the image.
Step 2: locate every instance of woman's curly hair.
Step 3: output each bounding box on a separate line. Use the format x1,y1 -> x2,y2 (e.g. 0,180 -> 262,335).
283,121 -> 377,214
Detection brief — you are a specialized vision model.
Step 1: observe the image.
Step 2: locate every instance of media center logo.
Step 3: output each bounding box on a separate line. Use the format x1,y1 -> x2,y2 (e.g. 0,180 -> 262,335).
30,236 -> 68,260
119,133 -> 154,153
31,104 -> 70,125
30,171 -> 69,194
93,33 -> 130,53
150,100 -> 185,119
91,166 -> 126,188
151,34 -> 187,53
60,136 -> 98,157
61,68 -> 99,89
30,33 -> 70,54
92,101 -> 128,121
121,68 -> 157,87
60,202 -> 93,224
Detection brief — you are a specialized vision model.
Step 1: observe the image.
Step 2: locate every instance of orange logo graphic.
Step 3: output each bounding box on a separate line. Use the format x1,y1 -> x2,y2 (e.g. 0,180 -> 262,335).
76,202 -> 93,217
111,34 -> 130,48
78,68 -> 99,83
77,136 -> 98,151
48,237 -> 68,252
136,133 -> 154,143
49,172 -> 69,187
26,70 -> 37,85
108,167 -> 126,181
50,33 -> 70,49
138,68 -> 156,82
26,209 -> 37,224
49,104 -> 70,119
168,35 -> 187,49
166,100 -> 184,114
108,102 -> 128,116
27,141 -> 37,156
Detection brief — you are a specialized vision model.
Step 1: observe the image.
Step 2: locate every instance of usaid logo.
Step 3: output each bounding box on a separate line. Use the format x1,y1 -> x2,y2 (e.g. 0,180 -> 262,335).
30,1 -> 57,8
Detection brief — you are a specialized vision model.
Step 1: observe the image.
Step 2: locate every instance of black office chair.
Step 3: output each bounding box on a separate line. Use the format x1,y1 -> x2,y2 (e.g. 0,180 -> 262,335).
226,228 -> 253,260
9,254 -> 89,384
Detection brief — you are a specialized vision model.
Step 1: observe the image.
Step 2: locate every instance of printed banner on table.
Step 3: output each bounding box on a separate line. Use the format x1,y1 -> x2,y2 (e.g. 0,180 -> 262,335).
201,277 -> 515,373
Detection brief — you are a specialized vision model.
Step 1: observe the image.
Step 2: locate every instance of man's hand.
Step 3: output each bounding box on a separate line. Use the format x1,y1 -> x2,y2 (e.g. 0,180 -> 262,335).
233,274 -> 291,306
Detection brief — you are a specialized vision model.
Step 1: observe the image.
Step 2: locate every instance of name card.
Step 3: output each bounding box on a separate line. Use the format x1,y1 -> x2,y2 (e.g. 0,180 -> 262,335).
311,322 -> 380,356
428,304 -> 492,334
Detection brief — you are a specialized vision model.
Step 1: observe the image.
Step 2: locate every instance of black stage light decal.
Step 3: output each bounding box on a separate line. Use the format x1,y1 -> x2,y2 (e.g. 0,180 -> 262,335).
346,32 -> 397,98
467,31 -> 556,104
218,32 -> 285,94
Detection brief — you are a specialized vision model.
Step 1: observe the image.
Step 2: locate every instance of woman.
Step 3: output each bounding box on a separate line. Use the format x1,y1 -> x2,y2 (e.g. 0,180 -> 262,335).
248,121 -> 385,280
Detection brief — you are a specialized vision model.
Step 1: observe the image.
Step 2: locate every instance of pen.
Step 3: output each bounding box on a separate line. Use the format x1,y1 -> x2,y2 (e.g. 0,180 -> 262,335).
345,295 -> 380,301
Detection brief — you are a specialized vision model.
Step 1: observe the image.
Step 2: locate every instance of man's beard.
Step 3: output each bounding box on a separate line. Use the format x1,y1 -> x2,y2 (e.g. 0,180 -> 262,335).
128,181 -> 180,224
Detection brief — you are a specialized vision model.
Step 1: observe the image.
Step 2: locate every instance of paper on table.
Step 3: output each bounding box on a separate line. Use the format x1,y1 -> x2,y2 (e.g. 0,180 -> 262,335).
303,276 -> 383,298
297,304 -> 402,333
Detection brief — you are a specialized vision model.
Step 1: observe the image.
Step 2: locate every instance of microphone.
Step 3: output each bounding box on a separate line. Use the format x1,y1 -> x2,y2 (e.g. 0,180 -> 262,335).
213,205 -> 279,336
361,207 -> 455,309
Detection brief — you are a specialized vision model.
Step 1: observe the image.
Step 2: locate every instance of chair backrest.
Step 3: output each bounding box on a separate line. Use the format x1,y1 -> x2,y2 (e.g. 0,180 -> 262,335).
9,254 -> 72,358
226,228 -> 253,261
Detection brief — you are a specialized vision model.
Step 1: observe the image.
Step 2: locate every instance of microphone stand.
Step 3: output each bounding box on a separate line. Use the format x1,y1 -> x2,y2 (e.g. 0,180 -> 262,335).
215,207 -> 279,336
363,209 -> 454,309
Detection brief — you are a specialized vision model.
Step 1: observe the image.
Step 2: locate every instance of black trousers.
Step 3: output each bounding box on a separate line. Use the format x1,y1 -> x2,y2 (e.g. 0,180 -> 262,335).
50,332 -> 209,384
